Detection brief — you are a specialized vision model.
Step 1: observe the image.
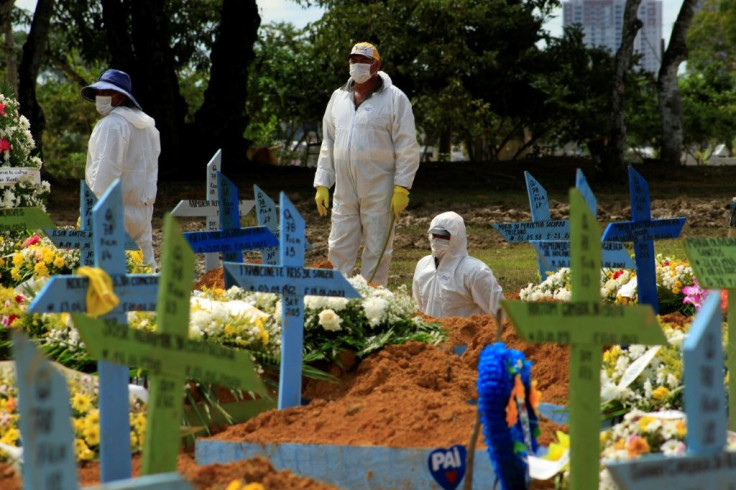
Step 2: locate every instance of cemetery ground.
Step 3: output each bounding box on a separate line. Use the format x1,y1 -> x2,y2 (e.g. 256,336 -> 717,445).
29,157 -> 736,488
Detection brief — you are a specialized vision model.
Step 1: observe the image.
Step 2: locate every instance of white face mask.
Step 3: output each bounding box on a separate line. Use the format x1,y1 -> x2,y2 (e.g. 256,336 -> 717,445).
95,95 -> 113,115
350,63 -> 373,84
429,236 -> 451,260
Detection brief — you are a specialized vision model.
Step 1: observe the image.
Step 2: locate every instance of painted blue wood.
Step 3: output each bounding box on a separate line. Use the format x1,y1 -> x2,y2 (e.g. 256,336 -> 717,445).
575,169 -> 597,217
530,240 -> 636,270
526,171 -> 550,221
491,220 -> 570,243
224,193 -> 360,409
606,292 -> 733,489
218,172 -> 241,267
195,441 -> 497,489
683,292 -> 727,454
183,227 -> 277,255
254,184 -> 279,265
84,473 -> 193,489
27,181 -> 160,483
600,166 -> 686,313
13,332 -> 79,490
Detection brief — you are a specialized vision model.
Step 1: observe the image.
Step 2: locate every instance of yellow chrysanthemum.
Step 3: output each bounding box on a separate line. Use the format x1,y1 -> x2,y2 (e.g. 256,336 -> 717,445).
651,386 -> 670,401
71,393 -> 92,413
0,257 -> 4,267
11,253 -> 22,267
75,438 -> 95,461
83,423 -> 100,446
34,261 -> 48,278
639,416 -> 655,431
42,248 -> 54,264
10,268 -> 20,280
53,256 -> 65,268
0,427 -> 20,445
256,318 -> 269,344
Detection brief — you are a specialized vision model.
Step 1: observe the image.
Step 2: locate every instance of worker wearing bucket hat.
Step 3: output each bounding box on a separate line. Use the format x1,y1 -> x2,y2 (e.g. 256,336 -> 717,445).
313,42 -> 420,286
82,69 -> 160,268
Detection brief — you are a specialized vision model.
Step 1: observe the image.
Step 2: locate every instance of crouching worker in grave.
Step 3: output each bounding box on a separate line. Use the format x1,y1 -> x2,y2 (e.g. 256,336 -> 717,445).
412,211 -> 504,317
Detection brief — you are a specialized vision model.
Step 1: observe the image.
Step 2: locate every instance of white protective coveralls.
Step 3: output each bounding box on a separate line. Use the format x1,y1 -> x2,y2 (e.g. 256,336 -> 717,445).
85,106 -> 160,267
412,212 -> 504,317
314,71 -> 420,286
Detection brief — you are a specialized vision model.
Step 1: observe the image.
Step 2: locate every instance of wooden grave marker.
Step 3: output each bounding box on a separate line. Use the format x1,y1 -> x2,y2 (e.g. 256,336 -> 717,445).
72,214 -> 267,475
502,188 -> 667,490
0,207 -> 53,234
224,193 -> 361,409
44,181 -> 138,266
13,331 -> 79,490
26,180 -> 159,483
253,184 -> 312,266
182,172 -> 277,289
606,292 -> 736,488
684,236 -> 736,430
530,169 -> 636,272
171,150 -> 255,272
601,166 -> 686,313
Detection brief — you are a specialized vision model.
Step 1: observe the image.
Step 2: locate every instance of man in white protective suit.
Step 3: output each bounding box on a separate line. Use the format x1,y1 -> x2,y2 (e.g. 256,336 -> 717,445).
81,69 -> 160,268
413,212 -> 505,318
314,42 -> 420,286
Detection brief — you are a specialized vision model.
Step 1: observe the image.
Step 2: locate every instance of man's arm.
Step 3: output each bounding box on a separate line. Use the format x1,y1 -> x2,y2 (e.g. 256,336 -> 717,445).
86,119 -> 128,198
314,92 -> 338,189
391,91 -> 420,189
468,263 -> 505,317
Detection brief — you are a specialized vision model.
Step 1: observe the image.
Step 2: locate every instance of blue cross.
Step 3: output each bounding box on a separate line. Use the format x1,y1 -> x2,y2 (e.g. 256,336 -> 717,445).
44,181 -> 138,266
606,292 -> 734,488
182,172 -> 278,289
601,166 -> 686,313
27,180 -> 159,483
224,193 -> 361,409
171,150 -> 255,272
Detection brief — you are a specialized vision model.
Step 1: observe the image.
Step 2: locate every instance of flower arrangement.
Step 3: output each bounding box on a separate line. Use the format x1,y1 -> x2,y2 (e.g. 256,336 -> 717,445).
519,255 -> 696,315
0,94 -> 49,211
0,362 -> 146,463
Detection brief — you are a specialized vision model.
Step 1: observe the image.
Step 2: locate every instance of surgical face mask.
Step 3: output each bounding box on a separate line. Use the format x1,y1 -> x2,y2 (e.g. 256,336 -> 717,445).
349,62 -> 373,84
95,95 -> 113,116
430,236 -> 450,260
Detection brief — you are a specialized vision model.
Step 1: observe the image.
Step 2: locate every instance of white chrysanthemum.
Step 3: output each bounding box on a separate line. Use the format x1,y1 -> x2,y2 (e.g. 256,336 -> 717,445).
362,296 -> 388,327
318,309 -> 342,332
327,297 -> 349,311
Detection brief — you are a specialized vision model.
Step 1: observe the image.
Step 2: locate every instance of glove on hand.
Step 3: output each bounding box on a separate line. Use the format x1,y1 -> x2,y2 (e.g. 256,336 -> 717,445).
390,186 -> 410,220
315,186 -> 330,216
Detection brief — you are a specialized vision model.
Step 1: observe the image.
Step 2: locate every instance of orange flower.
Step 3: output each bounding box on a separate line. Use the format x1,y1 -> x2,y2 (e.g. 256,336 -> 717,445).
722,290 -> 728,313
625,435 -> 650,457
505,375 -> 526,427
529,380 -> 542,412
6,397 -> 15,412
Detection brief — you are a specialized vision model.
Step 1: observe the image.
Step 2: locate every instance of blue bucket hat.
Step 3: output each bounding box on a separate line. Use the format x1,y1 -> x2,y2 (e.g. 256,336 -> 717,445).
81,69 -> 142,110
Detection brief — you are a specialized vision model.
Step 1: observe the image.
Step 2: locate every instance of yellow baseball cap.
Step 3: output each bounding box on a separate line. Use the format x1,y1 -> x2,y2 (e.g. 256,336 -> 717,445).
350,42 -> 380,61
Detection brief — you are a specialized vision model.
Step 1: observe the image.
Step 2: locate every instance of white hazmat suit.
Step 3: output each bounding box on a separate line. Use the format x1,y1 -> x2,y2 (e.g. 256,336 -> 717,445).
314,71 -> 420,285
413,212 -> 504,317
85,106 -> 160,267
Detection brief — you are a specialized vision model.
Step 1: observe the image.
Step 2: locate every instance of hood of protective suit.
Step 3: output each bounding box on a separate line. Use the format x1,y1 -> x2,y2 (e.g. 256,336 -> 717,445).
429,212 -> 468,267
111,106 -> 156,129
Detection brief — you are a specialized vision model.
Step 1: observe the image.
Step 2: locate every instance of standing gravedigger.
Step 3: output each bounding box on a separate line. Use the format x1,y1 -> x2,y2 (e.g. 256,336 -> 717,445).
313,42 -> 420,286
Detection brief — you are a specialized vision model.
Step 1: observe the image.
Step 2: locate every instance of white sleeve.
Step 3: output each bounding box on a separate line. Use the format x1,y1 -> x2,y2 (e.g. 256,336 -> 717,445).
469,265 -> 505,316
391,90 -> 420,189
314,91 -> 338,188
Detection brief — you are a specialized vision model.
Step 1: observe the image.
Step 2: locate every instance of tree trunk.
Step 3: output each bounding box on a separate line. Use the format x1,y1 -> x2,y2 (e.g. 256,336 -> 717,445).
602,0 -> 643,181
0,0 -> 16,95
192,0 -> 260,174
130,0 -> 187,178
100,0 -> 135,74
18,0 -> 55,158
657,0 -> 698,166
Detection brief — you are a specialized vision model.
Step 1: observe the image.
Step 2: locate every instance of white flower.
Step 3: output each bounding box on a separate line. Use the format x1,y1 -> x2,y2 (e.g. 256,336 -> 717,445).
326,297 -> 349,311
661,439 -> 686,455
318,309 -> 342,332
362,296 -> 388,327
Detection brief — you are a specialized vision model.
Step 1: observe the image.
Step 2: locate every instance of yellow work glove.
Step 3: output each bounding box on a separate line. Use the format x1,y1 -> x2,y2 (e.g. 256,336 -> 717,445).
77,266 -> 119,317
315,186 -> 330,217
390,186 -> 410,220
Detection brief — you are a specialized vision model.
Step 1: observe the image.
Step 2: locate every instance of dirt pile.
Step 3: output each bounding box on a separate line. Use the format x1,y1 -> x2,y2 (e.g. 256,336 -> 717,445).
211,313 -> 570,449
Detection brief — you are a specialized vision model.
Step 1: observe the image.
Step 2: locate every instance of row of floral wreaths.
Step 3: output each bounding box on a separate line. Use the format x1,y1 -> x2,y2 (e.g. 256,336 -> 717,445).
0,231 -> 729,485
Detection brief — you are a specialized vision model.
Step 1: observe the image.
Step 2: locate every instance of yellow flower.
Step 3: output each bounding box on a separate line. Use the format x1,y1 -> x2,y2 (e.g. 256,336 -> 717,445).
225,481 -> 244,490
544,430 -> 569,461
0,427 -> 20,445
224,324 -> 237,336
71,393 -> 92,413
130,432 -> 139,448
244,484 -> 265,490
10,268 -> 20,281
53,256 -> 65,268
651,386 -> 670,401
11,253 -> 22,267
75,439 -> 95,461
86,409 -> 100,425
256,318 -> 269,344
83,423 -> 100,446
0,257 -> 4,267
34,261 -> 48,278
639,416 -> 655,431
42,248 -> 54,264
675,420 -> 686,437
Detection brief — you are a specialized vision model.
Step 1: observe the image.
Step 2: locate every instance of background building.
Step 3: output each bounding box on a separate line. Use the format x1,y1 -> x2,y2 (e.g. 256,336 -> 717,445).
563,0 -> 663,73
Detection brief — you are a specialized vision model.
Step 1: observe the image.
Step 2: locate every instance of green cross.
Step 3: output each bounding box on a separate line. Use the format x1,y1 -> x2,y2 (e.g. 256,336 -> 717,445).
684,236 -> 736,430
72,214 -> 267,475
502,188 -> 667,490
